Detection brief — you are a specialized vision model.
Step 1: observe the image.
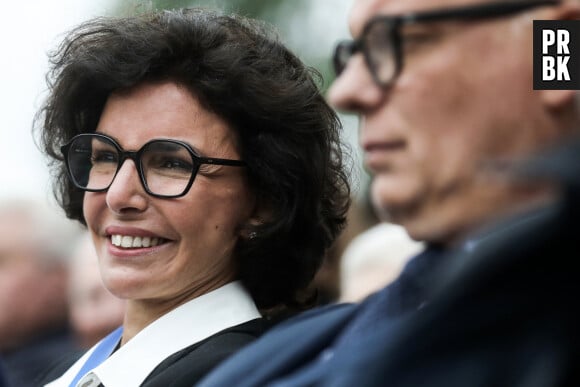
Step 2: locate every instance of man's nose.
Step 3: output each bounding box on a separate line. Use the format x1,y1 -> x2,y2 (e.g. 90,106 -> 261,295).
327,54 -> 385,113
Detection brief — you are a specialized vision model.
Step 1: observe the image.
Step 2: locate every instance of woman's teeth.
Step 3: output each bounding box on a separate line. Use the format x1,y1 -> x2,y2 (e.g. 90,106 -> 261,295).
111,235 -> 163,248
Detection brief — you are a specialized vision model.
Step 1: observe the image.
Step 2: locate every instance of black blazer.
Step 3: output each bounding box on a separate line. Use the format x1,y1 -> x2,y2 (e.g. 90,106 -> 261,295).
38,318 -> 268,387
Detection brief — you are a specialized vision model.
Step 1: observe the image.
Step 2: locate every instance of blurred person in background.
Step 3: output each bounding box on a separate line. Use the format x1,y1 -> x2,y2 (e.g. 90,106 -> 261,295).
198,0 -> 580,385
339,223 -> 423,303
36,7 -> 349,387
311,195 -> 382,305
68,233 -> 125,349
0,199 -> 80,387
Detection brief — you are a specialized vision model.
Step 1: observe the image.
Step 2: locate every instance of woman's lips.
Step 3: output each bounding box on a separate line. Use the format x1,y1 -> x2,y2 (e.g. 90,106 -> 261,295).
104,226 -> 170,251
110,234 -> 165,248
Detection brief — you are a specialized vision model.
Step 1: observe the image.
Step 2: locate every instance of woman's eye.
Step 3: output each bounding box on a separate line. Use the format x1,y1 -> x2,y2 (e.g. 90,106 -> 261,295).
156,157 -> 192,171
91,150 -> 118,164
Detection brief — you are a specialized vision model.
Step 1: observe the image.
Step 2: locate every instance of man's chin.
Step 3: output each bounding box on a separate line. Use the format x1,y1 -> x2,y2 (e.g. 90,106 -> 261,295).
370,191 -> 455,245
370,176 -> 422,219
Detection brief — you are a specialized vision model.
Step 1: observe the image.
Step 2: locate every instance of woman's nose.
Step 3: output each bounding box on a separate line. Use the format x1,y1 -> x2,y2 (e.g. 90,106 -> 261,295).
105,159 -> 148,214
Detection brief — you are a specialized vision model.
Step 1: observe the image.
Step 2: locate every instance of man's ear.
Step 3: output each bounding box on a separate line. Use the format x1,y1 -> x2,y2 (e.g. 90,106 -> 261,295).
539,1 -> 580,109
540,89 -> 577,110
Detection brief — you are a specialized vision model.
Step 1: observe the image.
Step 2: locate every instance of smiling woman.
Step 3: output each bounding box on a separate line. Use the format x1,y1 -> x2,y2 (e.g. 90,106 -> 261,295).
35,8 -> 350,387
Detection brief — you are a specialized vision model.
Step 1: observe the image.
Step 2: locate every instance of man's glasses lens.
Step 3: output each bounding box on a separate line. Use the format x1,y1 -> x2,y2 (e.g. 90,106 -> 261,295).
332,0 -> 562,87
365,21 -> 398,84
64,134 -> 197,197
333,41 -> 356,77
333,21 -> 398,87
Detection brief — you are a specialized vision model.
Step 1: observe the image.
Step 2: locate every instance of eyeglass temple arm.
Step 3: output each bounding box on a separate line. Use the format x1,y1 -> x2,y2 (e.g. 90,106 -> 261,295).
198,157 -> 246,167
400,0 -> 561,24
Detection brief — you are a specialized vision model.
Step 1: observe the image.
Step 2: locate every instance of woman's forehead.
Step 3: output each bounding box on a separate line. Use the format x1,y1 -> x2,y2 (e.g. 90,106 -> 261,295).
98,82 -> 240,157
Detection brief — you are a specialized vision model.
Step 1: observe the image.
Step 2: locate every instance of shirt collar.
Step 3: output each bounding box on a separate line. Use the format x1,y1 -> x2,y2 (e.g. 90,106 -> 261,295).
46,281 -> 260,387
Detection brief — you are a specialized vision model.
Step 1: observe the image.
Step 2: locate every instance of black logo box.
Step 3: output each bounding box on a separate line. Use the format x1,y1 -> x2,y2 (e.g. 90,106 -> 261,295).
533,20 -> 580,90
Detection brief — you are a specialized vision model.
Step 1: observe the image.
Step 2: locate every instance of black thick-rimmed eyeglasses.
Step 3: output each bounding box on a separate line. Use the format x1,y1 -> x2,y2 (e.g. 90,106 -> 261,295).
333,0 -> 561,87
61,133 -> 246,198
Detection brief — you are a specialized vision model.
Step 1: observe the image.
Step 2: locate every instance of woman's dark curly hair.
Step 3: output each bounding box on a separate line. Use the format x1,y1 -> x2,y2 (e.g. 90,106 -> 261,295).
36,8 -> 350,310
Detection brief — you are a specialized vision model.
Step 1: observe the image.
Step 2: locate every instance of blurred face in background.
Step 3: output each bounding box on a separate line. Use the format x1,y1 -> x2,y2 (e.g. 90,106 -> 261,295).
68,235 -> 125,348
0,208 -> 69,352
329,0 -> 571,246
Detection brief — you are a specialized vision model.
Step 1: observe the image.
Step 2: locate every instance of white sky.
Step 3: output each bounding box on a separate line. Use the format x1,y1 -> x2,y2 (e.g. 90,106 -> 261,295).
0,0 -> 116,202
0,0 -> 359,204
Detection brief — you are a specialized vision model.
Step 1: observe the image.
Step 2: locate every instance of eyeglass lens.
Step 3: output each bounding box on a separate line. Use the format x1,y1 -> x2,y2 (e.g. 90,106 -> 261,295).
66,135 -> 196,197
333,0 -> 561,86
365,21 -> 398,85
333,21 -> 398,86
141,141 -> 194,195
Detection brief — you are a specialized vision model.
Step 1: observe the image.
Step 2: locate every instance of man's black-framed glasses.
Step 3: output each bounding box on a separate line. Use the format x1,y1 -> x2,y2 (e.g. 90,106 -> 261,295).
61,133 -> 246,198
333,0 -> 561,87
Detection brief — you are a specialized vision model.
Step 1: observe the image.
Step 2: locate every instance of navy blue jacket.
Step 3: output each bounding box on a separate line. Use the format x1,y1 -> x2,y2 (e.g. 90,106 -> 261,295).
198,138 -> 580,387
0,356 -> 8,387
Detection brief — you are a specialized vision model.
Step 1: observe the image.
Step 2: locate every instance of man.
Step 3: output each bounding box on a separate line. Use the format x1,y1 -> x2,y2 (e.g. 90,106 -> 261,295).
198,0 -> 580,385
0,200 -> 80,386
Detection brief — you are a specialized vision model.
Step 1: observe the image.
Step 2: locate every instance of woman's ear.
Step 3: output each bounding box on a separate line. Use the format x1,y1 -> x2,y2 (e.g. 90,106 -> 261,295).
240,195 -> 273,238
248,201 -> 272,226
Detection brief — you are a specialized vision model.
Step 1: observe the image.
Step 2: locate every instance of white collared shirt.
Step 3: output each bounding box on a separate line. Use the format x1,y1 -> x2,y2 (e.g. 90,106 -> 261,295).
46,281 -> 260,387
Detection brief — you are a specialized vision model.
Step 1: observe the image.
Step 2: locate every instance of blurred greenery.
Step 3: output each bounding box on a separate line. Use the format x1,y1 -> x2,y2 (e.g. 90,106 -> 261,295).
115,0 -> 301,21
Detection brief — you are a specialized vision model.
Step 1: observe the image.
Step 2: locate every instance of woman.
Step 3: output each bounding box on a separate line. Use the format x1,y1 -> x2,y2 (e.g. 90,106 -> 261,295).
37,8 -> 350,387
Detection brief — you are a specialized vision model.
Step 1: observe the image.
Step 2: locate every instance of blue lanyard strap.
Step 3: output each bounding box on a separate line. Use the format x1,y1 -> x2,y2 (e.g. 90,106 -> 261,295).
68,326 -> 123,387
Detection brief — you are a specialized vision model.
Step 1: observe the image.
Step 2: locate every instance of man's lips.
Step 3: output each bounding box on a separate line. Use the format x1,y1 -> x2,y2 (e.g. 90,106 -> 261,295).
363,140 -> 406,170
363,140 -> 406,153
